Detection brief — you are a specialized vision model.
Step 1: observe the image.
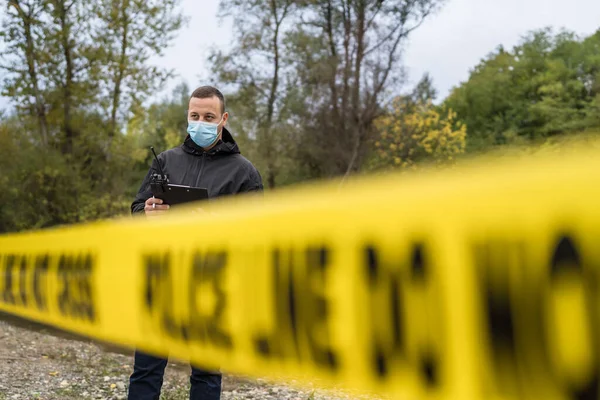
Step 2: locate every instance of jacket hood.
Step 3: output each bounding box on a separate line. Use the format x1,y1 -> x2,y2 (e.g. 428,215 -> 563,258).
182,127 -> 241,156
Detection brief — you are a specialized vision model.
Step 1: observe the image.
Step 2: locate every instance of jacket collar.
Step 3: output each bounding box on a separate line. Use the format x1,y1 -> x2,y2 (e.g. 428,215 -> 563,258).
182,127 -> 241,156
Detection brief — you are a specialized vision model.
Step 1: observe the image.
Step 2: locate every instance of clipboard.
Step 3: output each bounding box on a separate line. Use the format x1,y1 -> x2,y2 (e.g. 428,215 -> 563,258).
150,183 -> 209,206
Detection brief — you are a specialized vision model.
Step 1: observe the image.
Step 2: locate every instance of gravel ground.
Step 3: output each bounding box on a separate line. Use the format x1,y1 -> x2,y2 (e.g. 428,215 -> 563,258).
0,322 -> 383,400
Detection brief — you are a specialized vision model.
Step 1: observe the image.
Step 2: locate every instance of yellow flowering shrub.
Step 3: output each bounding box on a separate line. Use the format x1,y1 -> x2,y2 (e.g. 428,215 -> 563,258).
370,98 -> 467,170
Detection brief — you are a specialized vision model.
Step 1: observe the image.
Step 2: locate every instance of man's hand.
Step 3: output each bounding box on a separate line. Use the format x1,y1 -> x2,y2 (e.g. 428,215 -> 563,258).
144,197 -> 170,217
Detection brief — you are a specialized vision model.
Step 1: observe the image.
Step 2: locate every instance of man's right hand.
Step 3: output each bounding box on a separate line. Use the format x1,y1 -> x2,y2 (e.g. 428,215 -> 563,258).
144,197 -> 170,217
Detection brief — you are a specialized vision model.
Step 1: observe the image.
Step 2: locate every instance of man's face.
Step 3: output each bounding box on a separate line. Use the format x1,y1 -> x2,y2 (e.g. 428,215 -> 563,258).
188,96 -> 228,130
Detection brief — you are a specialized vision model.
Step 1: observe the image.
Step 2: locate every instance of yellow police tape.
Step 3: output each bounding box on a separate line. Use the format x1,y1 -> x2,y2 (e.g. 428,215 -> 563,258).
1,143 -> 600,400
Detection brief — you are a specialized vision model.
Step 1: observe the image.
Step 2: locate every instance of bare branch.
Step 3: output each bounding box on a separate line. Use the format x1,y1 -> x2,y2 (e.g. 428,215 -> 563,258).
248,77 -> 268,98
8,0 -> 25,18
365,0 -> 385,32
0,64 -> 25,74
366,4 -> 436,112
364,2 -> 435,57
299,14 -> 325,29
363,22 -> 402,57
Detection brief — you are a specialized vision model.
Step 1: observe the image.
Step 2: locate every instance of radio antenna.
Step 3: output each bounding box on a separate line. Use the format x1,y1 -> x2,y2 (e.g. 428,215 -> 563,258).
150,146 -> 167,180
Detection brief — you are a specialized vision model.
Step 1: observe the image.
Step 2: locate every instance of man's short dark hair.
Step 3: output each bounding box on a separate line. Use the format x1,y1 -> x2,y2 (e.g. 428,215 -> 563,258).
191,86 -> 225,114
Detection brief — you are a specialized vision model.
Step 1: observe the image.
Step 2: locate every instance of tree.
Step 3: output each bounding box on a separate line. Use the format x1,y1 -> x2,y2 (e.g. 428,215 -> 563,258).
1,0 -> 49,145
445,28 -> 600,150
412,72 -> 438,104
286,0 -> 446,179
210,0 -> 299,189
43,0 -> 92,154
93,0 -> 185,137
211,0 -> 445,185
0,0 -> 185,232
1,0 -> 185,150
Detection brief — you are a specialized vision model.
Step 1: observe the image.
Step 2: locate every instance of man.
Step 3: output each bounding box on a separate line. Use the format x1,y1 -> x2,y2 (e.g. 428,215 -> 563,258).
128,86 -> 263,400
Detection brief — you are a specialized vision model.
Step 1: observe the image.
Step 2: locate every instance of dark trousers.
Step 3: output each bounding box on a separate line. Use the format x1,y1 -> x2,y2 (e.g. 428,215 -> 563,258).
128,351 -> 222,400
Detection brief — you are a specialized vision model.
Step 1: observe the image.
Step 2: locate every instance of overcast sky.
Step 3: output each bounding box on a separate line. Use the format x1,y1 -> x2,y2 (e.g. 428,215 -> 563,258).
152,0 -> 600,101
1,0 -> 600,110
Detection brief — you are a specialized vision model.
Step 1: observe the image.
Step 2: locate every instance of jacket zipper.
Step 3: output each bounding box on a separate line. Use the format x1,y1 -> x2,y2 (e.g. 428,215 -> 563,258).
197,153 -> 207,187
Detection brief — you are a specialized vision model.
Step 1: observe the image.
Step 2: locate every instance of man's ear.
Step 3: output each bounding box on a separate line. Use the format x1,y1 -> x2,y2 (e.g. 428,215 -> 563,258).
222,112 -> 229,126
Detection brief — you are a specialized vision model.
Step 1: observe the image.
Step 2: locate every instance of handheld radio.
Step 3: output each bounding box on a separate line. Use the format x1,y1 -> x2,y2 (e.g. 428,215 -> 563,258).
149,146 -> 168,195
148,146 -> 209,205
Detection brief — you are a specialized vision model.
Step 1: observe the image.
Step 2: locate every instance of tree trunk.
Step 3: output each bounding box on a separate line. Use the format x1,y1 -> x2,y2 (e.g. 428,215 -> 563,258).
347,0 -> 366,175
341,0 -> 352,129
324,0 -> 340,119
262,0 -> 288,189
57,0 -> 75,154
110,0 -> 129,138
12,0 -> 49,145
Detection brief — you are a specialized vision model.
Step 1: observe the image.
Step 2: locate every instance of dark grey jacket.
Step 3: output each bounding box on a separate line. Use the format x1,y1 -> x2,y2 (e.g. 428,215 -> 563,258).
131,128 -> 263,213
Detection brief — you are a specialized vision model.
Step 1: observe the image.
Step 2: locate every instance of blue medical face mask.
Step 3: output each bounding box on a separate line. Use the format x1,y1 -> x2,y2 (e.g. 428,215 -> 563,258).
187,117 -> 223,148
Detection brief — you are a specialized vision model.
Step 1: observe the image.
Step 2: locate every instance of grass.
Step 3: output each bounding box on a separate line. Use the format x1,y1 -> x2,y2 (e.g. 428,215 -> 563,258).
160,384 -> 189,400
96,352 -> 127,376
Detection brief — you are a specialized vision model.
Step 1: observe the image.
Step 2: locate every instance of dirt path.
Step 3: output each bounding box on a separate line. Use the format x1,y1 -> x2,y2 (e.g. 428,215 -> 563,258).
0,322 -> 383,400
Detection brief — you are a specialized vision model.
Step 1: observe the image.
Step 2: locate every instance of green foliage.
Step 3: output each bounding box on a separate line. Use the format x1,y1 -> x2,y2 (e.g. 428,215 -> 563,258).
9,2 -> 600,236
0,0 -> 184,233
445,28 -> 600,150
0,115 -> 144,232
212,0 -> 446,184
128,83 -> 190,168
